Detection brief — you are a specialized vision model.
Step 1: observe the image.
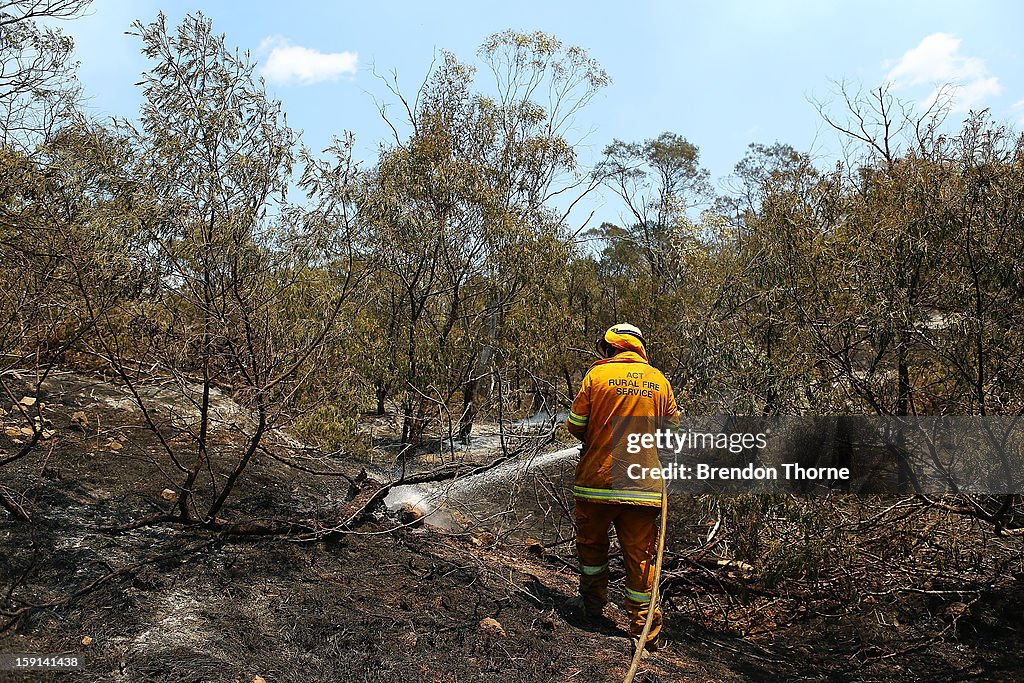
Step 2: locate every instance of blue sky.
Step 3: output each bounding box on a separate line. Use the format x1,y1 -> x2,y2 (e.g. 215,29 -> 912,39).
59,0 -> 1024,228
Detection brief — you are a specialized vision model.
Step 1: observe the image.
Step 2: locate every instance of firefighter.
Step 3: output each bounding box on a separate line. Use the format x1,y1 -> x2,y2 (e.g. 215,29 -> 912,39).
565,323 -> 678,651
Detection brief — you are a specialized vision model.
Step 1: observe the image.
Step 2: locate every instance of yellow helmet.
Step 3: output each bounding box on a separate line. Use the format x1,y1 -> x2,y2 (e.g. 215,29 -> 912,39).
602,323 -> 647,360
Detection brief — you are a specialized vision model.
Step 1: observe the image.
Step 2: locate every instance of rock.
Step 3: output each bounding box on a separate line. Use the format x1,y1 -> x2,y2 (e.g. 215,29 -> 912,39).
479,617 -> 507,638
716,559 -> 755,573
160,489 -> 178,502
471,531 -> 495,548
942,602 -> 971,622
70,411 -> 90,432
397,504 -> 424,528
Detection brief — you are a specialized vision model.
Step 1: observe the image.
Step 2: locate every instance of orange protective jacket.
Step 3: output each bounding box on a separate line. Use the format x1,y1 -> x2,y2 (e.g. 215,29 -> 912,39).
566,345 -> 679,507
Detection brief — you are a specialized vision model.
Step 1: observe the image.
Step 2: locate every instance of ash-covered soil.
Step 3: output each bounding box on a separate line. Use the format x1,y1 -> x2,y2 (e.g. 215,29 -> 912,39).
2,371 -> 1024,682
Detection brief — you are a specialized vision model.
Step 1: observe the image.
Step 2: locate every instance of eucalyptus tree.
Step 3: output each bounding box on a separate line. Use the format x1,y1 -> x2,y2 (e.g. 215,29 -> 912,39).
366,31 -> 608,446
589,132 -> 713,370
928,114 -> 1024,418
0,118 -> 149,523
84,13 -> 357,527
0,0 -> 95,519
814,84 -> 950,421
719,143 -> 846,415
908,114 -> 1024,532
813,84 -> 1024,510
596,132 -> 711,279
0,0 -> 90,150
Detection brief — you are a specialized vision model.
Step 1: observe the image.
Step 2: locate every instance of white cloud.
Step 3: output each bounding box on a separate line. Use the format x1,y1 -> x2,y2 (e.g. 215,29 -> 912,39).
258,37 -> 357,86
885,33 -> 1002,112
1014,99 -> 1024,125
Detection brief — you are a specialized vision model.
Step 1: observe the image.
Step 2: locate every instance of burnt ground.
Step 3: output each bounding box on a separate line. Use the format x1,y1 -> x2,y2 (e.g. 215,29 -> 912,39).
2,372 -> 1024,682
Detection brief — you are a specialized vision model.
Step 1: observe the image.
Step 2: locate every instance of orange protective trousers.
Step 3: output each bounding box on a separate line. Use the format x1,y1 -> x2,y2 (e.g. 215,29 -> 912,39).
575,498 -> 662,642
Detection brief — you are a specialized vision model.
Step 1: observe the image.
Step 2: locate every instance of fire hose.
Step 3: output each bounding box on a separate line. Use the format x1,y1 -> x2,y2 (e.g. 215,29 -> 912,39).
623,477 -> 667,683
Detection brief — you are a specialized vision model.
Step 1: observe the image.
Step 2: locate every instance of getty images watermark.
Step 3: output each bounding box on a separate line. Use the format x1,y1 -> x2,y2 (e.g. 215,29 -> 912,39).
625,427 -> 850,484
613,416 -> 1024,495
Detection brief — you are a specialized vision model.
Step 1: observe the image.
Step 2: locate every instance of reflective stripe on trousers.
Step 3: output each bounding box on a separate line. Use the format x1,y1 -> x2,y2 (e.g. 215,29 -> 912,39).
574,498 -> 662,642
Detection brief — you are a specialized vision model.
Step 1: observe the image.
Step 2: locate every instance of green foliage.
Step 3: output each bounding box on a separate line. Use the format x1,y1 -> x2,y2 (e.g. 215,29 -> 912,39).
292,368 -> 372,457
721,494 -> 853,587
360,30 -> 609,443
0,0 -> 90,150
4,9 -> 1024,532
